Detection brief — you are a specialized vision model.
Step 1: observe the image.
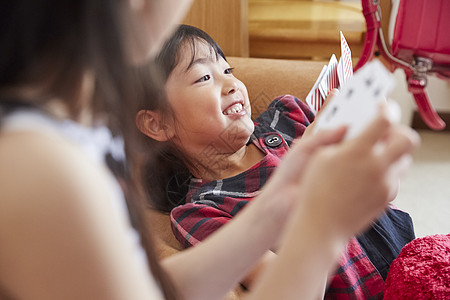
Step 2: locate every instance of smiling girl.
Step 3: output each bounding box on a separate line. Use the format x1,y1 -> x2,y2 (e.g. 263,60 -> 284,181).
137,25 -> 417,298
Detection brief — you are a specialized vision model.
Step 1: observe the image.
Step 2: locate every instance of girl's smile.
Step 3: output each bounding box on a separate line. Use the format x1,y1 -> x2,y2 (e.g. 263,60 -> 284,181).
223,101 -> 247,118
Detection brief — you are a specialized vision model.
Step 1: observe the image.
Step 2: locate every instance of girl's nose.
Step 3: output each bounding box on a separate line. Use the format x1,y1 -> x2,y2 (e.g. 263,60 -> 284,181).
222,78 -> 239,95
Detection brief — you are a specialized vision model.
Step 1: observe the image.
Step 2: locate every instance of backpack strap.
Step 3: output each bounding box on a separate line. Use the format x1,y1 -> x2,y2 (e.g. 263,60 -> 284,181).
354,0 -> 381,71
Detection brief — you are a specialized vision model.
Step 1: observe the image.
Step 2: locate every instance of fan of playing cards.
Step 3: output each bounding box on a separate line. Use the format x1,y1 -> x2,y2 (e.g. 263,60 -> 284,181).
306,32 -> 353,114
308,32 -> 401,140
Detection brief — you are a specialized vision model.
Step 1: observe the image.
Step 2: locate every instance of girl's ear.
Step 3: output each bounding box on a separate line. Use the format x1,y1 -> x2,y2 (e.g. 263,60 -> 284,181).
136,110 -> 175,142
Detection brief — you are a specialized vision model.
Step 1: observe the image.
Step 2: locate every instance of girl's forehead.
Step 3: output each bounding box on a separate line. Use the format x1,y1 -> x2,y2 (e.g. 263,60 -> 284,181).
177,39 -> 220,70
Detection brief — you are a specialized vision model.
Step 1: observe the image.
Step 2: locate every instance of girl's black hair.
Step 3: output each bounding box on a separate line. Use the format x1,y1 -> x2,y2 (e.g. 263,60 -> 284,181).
0,1 -> 177,299
138,24 -> 227,213
156,24 -> 226,81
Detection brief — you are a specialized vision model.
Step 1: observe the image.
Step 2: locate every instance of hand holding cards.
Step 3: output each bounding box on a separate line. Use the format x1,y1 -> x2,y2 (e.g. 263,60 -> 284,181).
312,60 -> 401,140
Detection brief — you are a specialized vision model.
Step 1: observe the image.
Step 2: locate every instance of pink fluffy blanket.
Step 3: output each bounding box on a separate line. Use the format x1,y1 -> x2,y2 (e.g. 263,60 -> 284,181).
384,234 -> 450,299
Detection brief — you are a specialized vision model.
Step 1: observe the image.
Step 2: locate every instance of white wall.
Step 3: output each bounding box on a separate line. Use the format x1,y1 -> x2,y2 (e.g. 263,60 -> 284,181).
427,77 -> 450,112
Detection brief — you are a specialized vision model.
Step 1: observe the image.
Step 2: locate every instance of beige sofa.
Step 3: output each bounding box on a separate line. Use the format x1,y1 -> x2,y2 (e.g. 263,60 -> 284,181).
144,56 -> 325,299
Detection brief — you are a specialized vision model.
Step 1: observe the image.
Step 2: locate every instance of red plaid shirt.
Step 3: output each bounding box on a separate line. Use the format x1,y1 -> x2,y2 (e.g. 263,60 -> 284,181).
170,95 -> 414,299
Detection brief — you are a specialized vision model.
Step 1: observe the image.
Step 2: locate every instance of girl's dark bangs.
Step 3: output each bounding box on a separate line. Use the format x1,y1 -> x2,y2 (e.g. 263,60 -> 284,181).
184,35 -> 226,71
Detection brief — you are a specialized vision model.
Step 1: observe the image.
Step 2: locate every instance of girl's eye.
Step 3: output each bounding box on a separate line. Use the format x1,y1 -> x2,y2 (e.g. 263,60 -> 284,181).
195,74 -> 211,83
224,67 -> 234,74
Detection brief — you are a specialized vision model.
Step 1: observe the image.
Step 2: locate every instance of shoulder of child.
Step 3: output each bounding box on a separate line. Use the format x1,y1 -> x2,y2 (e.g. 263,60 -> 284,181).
267,95 -> 311,114
256,94 -> 314,127
267,94 -> 299,109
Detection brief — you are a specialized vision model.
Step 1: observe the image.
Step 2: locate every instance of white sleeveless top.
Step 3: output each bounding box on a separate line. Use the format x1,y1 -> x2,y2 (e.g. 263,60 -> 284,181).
2,109 -> 164,298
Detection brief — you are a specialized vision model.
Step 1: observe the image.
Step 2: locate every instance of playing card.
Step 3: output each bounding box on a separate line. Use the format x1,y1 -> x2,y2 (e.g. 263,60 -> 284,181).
306,65 -> 327,114
313,60 -> 397,140
337,57 -> 344,88
319,54 -> 339,99
338,31 -> 353,87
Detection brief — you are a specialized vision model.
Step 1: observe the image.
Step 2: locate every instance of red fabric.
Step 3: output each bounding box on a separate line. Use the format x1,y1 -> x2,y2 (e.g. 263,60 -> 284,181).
384,234 -> 450,299
325,238 -> 384,299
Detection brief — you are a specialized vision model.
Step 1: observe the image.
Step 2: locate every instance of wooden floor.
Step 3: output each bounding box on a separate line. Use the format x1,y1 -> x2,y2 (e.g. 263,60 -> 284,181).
249,0 -> 365,61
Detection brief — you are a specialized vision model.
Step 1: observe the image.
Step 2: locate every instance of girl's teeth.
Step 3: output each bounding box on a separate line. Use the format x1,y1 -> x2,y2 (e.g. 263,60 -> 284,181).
225,103 -> 243,115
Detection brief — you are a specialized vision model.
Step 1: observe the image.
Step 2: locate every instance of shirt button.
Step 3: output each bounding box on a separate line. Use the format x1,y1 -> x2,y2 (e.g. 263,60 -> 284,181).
264,134 -> 282,148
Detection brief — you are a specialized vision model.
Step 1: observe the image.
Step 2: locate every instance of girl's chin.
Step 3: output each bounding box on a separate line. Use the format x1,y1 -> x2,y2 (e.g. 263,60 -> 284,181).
231,116 -> 254,135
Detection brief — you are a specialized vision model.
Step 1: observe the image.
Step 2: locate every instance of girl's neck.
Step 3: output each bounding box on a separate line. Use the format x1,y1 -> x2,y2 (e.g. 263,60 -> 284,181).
191,142 -> 265,181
